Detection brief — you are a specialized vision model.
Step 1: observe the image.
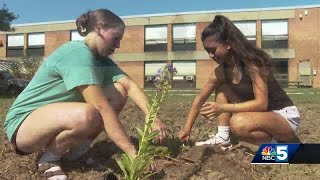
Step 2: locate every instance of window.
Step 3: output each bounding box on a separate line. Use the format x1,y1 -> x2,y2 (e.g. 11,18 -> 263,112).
272,58 -> 289,87
7,34 -> 24,57
172,60 -> 196,89
233,21 -> 256,46
262,20 -> 288,49
71,30 -> 85,41
172,24 -> 196,51
144,25 -> 167,52
144,61 -> 167,88
27,33 -> 45,57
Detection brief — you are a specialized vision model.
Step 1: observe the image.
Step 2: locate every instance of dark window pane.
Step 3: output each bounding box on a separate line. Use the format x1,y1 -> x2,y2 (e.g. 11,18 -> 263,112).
272,59 -> 289,87
171,79 -> 196,89
26,47 -> 44,57
7,47 -> 24,57
262,35 -> 288,49
172,43 -> 196,51
262,40 -> 288,49
144,43 -> 167,52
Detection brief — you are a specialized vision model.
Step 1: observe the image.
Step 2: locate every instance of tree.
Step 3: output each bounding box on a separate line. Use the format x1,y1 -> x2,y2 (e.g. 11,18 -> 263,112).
0,4 -> 18,31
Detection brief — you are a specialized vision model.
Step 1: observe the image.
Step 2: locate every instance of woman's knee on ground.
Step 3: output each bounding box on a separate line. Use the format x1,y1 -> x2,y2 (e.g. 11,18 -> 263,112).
229,113 -> 251,137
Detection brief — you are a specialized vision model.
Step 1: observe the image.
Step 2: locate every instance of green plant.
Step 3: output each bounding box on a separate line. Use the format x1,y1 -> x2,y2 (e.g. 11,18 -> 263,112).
116,64 -> 177,180
8,61 -> 21,77
8,57 -> 42,79
20,57 -> 42,79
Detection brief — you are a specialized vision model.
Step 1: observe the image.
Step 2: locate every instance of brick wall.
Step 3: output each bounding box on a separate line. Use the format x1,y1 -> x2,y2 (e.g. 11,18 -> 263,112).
117,61 -> 144,88
289,8 -> 320,87
0,34 -> 6,58
116,26 -> 144,53
196,22 -> 210,51
114,26 -> 145,88
167,24 -> 172,52
256,20 -> 262,48
45,31 -> 70,57
196,23 -> 212,89
196,60 -> 215,88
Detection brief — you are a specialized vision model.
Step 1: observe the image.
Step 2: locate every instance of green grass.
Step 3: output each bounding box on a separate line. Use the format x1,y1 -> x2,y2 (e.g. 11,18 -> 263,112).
289,94 -> 320,104
145,88 -> 320,104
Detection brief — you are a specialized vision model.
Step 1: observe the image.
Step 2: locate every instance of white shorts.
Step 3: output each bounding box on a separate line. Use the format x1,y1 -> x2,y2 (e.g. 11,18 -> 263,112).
273,106 -> 300,134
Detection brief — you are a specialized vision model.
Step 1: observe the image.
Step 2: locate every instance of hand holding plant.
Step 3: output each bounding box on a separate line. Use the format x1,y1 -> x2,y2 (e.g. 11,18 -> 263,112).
151,117 -> 167,143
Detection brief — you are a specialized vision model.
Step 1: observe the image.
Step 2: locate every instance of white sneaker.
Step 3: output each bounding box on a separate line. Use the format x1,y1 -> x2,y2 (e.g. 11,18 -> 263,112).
195,134 -> 231,146
62,140 -> 92,161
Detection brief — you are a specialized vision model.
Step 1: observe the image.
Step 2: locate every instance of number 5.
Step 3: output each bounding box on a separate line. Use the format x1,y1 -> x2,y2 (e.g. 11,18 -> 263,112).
276,145 -> 288,161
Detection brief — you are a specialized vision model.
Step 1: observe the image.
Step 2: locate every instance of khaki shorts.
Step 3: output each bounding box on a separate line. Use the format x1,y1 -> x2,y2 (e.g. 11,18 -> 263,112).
273,106 -> 300,134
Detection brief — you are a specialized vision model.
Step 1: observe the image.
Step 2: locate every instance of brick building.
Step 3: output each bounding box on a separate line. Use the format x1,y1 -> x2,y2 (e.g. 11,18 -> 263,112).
0,5 -> 320,88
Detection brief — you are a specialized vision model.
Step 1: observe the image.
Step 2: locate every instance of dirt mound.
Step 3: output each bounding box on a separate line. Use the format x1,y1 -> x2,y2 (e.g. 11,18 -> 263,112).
153,143 -> 268,180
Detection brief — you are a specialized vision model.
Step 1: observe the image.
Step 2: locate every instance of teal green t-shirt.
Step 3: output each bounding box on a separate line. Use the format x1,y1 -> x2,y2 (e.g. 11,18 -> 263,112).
4,41 -> 126,142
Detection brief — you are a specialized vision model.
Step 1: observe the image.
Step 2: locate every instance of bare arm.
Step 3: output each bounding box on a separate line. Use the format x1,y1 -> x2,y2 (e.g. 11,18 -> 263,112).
78,85 -> 136,157
182,70 -> 220,132
116,76 -> 167,141
116,76 -> 149,114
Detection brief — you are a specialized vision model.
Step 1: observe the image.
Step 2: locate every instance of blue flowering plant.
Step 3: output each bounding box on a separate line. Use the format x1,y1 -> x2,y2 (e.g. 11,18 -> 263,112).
116,64 -> 177,180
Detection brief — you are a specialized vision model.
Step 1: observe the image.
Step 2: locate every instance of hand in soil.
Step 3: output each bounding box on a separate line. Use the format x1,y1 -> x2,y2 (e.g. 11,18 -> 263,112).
177,129 -> 190,142
152,118 -> 168,143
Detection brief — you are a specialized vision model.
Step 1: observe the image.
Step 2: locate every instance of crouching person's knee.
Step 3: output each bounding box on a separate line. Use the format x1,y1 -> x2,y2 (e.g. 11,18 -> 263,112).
74,104 -> 102,134
230,113 -> 250,138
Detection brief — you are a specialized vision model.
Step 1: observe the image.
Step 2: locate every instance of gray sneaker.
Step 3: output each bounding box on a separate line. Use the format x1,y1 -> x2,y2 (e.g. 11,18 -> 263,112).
62,140 -> 92,161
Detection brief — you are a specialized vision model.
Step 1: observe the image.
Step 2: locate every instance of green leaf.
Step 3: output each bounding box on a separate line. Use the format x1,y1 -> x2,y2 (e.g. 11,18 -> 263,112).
116,157 -> 128,178
136,127 -> 144,137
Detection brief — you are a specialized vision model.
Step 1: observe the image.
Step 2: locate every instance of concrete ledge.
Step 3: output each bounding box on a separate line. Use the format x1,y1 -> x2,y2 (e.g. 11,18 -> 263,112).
111,49 -> 295,62
264,48 -> 295,59
111,51 -> 209,61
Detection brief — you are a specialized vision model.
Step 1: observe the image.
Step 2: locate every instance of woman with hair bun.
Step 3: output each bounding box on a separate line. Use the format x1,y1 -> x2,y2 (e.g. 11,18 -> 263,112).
4,9 -> 167,180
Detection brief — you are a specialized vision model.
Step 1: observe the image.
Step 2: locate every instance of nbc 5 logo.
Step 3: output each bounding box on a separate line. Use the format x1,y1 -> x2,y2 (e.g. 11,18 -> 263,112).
275,145 -> 288,162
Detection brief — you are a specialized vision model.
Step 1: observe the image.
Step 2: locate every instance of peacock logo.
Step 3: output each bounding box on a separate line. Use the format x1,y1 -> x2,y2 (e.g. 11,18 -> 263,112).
261,146 -> 276,156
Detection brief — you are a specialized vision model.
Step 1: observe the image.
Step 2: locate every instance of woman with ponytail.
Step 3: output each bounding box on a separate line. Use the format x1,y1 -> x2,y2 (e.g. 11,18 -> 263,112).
4,9 -> 167,179
178,15 -> 300,147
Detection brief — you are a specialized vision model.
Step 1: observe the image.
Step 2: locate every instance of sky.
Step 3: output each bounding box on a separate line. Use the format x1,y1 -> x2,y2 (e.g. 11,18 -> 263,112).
1,0 -> 319,25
